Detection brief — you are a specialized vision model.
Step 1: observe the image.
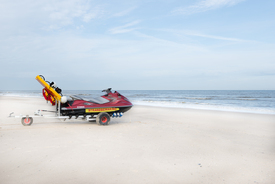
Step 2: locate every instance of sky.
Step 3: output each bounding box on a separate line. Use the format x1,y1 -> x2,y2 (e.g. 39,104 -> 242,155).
0,0 -> 275,90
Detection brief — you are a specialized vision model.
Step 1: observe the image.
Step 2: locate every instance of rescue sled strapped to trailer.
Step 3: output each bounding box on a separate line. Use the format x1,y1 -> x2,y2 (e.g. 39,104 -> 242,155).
9,75 -> 133,126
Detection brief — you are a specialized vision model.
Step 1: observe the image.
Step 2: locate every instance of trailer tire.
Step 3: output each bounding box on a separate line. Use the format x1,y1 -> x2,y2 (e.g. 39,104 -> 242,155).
21,117 -> 33,126
96,112 -> 110,125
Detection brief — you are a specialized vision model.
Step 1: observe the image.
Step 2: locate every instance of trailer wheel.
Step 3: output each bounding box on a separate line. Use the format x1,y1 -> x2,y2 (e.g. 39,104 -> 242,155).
96,112 -> 110,125
21,117 -> 33,126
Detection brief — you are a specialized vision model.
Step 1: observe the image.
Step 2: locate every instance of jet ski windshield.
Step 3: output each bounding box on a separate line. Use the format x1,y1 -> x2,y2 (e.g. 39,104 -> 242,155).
70,95 -> 83,101
70,95 -> 110,104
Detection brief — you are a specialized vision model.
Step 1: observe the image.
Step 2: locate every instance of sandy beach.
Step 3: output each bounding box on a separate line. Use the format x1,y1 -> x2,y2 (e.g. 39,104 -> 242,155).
0,96 -> 274,184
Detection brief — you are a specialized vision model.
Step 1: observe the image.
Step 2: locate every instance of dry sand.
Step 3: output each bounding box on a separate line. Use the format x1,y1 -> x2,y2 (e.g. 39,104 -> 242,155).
0,96 -> 275,184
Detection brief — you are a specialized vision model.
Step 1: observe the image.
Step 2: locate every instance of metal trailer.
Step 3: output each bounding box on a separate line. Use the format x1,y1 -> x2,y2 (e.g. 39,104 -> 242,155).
9,99 -> 123,126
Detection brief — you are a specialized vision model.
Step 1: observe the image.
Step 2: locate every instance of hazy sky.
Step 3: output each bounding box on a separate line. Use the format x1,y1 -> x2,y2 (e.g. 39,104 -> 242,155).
1,0 -> 274,90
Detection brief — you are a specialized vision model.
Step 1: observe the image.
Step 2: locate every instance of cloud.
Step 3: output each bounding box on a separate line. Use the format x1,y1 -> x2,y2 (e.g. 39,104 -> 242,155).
152,28 -> 255,45
173,0 -> 246,14
43,0 -> 106,29
82,6 -> 105,22
108,20 -> 141,34
179,30 -> 252,42
112,7 -> 137,17
0,0 -> 106,31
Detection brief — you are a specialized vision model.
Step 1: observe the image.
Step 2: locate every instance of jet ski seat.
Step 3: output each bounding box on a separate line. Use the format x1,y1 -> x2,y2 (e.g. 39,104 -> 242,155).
70,95 -> 109,104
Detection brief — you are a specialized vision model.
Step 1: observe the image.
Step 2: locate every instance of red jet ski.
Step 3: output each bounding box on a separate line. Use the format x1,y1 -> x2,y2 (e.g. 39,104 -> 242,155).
37,75 -> 133,125
60,88 -> 133,124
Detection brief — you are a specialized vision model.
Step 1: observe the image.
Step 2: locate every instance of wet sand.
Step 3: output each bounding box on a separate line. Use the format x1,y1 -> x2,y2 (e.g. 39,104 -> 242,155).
0,96 -> 275,184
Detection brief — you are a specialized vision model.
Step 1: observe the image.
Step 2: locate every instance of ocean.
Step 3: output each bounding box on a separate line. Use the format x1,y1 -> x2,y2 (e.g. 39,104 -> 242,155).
1,90 -> 275,115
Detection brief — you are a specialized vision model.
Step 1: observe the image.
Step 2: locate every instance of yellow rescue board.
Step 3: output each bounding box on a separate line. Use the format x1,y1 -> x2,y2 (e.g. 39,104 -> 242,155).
35,75 -> 61,101
86,108 -> 119,113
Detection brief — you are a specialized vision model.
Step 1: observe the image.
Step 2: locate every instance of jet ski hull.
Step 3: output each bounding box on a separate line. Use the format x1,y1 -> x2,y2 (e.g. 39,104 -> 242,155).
60,90 -> 133,117
60,105 -> 132,116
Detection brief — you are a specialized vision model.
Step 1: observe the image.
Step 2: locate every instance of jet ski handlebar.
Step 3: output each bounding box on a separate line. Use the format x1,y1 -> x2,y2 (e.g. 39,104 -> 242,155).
102,88 -> 112,94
